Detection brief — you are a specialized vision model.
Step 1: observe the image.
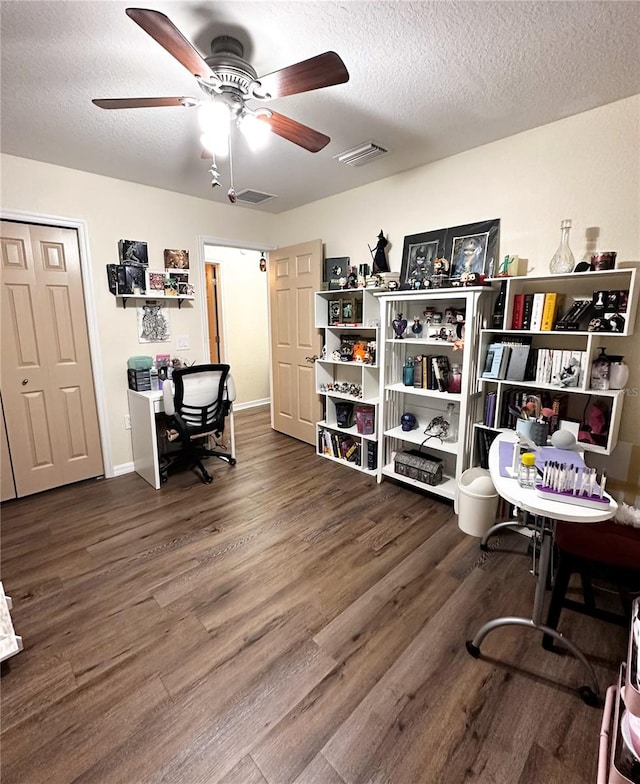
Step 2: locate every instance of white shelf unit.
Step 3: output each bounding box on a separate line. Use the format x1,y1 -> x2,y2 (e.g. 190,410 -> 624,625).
376,288 -> 489,500
1,581 -> 23,664
314,288 -> 383,475
478,267 -> 638,455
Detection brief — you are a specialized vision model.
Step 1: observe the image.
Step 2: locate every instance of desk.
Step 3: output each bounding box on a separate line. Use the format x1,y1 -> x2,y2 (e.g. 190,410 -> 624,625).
466,431 -> 617,703
127,389 -> 236,489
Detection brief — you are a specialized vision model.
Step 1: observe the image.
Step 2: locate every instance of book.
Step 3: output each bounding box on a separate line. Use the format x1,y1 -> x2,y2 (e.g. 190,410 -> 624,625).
484,390 -> 497,427
510,293 -> 525,329
482,343 -> 503,379
530,293 -> 546,331
540,292 -> 562,331
521,294 -> 535,330
432,355 -> 450,392
504,342 -> 531,381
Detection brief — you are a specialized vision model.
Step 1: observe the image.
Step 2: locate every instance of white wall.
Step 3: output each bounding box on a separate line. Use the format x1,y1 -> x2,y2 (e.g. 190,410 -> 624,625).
274,95 -> 640,482
203,245 -> 270,405
1,154 -> 276,472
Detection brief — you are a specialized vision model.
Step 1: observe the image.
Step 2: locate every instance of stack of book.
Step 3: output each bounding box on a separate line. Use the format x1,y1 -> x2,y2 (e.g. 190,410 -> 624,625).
510,292 -> 563,331
411,355 -> 451,392
318,429 -> 361,464
530,348 -> 587,387
481,340 -> 531,381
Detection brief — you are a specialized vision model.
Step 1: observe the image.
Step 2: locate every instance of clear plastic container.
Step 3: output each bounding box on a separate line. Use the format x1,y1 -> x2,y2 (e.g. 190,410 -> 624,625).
518,452 -> 537,488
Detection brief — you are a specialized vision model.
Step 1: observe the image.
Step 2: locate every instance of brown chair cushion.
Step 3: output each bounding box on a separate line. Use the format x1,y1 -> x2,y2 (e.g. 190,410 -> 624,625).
555,521 -> 640,571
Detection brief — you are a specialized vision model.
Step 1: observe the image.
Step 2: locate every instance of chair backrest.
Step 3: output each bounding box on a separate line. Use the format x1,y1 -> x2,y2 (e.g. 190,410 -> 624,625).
171,364 -> 232,434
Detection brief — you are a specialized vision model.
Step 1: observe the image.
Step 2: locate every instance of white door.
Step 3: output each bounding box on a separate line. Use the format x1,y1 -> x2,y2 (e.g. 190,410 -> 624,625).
1,221 -> 103,496
268,240 -> 323,445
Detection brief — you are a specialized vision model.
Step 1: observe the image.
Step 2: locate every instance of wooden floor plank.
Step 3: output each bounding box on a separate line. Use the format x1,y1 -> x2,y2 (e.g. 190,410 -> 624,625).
0,405 -> 626,784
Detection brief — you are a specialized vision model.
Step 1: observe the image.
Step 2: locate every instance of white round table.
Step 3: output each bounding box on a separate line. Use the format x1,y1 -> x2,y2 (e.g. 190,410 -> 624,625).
466,431 -> 617,703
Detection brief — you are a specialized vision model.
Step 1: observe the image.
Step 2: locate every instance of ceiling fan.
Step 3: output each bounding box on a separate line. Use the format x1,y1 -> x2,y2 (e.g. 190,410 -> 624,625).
93,8 -> 349,199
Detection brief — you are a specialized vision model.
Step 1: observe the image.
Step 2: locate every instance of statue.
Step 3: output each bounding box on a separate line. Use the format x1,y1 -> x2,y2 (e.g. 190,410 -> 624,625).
392,313 -> 407,339
369,230 -> 390,273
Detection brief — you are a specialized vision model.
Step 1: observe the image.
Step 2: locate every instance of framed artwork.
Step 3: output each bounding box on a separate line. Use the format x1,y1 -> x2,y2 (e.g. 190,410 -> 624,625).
341,297 -> 355,323
164,249 -> 190,269
146,271 -> 165,292
446,219 -> 500,281
325,257 -> 350,290
122,263 -> 146,294
328,300 -> 341,325
118,239 -> 148,266
399,230 -> 447,288
137,304 -> 170,343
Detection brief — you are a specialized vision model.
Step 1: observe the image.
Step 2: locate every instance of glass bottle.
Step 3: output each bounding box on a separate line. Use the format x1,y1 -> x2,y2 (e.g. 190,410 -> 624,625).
448,363 -> 462,394
403,356 -> 414,386
549,219 -> 575,275
518,452 -> 537,488
492,280 -> 507,329
443,403 -> 457,442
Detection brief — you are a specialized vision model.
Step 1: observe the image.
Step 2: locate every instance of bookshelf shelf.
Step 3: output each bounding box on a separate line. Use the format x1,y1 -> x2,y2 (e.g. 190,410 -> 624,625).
477,267 -> 638,455
376,288 -> 489,495
315,288 -> 383,473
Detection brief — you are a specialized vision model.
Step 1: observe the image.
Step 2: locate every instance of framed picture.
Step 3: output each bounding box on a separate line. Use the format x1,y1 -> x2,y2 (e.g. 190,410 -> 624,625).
164,249 -> 190,269
118,239 -> 148,266
328,300 -> 341,325
446,219 -> 500,281
122,263 -> 146,294
325,257 -> 350,290
146,271 -> 165,292
400,230 -> 447,288
341,297 -> 355,323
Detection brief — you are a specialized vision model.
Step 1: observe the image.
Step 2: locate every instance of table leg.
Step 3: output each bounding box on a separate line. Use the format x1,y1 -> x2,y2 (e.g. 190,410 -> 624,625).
466,523 -> 600,704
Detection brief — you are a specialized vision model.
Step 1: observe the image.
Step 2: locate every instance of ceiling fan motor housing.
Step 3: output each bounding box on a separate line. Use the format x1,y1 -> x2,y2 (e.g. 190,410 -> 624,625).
202,36 -> 258,100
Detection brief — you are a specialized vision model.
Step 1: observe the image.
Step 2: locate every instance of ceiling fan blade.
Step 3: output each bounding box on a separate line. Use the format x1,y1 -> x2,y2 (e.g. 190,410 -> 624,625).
92,97 -> 189,109
125,8 -> 214,79
256,52 -> 349,99
260,111 -> 330,153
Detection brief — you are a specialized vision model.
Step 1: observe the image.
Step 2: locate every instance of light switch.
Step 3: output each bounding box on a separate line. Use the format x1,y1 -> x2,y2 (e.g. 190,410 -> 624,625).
176,335 -> 190,350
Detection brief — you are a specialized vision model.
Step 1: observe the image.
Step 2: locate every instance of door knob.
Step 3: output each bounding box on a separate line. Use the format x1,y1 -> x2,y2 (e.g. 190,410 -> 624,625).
21,379 -> 28,385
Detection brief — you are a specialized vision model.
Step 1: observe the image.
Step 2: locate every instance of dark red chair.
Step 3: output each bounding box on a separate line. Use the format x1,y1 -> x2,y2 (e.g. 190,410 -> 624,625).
542,520 -> 640,650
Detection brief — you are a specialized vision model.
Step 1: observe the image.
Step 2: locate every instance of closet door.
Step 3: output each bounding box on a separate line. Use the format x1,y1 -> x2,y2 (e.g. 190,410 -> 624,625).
0,395 -> 16,501
1,221 -> 103,497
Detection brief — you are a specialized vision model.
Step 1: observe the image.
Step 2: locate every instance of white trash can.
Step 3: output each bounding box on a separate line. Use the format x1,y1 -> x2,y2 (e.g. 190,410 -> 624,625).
455,467 -> 499,537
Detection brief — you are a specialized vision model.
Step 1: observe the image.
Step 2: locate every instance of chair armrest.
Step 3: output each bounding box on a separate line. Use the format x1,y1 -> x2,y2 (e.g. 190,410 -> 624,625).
163,380 -> 176,416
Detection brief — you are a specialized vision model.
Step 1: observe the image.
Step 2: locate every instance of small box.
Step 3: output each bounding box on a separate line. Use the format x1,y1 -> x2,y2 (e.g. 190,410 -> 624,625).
394,450 -> 443,485
127,368 -> 152,391
127,356 -> 153,371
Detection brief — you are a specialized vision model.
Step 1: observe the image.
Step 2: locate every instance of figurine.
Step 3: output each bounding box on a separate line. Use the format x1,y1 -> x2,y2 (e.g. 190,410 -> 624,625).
369,230 -> 390,274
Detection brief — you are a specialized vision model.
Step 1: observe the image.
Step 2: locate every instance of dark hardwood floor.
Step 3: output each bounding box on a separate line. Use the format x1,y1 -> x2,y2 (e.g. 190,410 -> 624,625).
0,406 -> 628,783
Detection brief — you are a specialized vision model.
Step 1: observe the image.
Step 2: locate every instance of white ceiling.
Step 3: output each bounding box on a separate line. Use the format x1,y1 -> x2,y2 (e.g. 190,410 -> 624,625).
1,1 -> 639,214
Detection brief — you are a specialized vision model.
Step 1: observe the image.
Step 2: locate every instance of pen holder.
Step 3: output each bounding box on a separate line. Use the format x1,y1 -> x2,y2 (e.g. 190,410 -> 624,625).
516,419 -> 549,446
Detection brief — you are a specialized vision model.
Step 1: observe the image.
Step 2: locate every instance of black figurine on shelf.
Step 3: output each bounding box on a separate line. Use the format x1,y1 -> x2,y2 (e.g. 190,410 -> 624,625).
370,230 -> 390,274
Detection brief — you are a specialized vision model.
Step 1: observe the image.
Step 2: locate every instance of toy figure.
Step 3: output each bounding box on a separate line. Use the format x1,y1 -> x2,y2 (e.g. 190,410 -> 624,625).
370,230 -> 390,273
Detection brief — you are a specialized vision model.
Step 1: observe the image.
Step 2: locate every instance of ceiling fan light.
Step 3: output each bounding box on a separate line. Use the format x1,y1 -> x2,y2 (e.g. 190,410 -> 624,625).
198,100 -> 230,133
239,113 -> 270,150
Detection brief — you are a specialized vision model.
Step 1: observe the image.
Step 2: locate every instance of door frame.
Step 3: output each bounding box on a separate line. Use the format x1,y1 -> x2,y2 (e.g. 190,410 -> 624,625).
1,209 -> 112,477
197,234 -> 274,368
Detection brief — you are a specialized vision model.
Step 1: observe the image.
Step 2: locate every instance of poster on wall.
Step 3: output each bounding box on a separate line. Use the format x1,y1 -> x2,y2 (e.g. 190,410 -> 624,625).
137,303 -> 171,343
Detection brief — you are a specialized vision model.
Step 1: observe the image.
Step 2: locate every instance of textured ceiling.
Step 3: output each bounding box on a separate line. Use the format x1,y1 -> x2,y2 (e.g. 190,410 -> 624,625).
1,1 -> 639,214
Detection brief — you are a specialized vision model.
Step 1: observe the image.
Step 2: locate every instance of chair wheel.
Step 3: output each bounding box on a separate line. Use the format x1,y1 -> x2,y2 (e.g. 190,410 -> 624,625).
579,686 -> 600,707
229,458 -> 237,466
480,543 -> 489,552
204,475 -> 213,484
466,641 -> 481,658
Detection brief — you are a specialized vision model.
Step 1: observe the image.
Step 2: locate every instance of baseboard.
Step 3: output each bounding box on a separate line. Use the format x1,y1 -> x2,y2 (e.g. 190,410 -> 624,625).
234,399 -> 270,412
112,461 -> 135,476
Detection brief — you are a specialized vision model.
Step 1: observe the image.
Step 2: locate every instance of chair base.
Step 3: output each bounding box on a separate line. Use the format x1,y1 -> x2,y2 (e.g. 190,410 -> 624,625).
164,447 -> 236,485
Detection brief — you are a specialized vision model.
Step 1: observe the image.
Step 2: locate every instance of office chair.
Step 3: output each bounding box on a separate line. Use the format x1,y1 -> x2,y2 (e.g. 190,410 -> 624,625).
162,363 -> 236,484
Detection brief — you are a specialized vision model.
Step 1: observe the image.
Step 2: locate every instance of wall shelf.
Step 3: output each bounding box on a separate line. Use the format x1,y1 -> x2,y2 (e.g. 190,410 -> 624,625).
115,294 -> 195,309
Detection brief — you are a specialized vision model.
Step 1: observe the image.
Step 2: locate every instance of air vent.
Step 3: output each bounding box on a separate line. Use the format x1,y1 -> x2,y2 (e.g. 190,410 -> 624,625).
235,189 -> 277,205
334,140 -> 389,167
